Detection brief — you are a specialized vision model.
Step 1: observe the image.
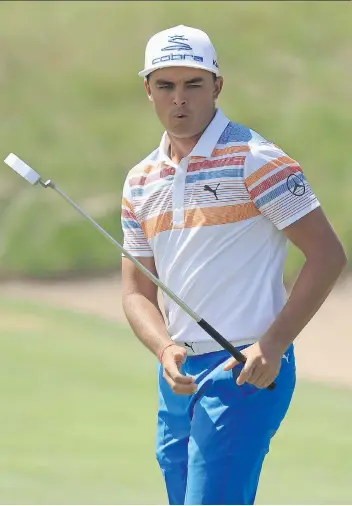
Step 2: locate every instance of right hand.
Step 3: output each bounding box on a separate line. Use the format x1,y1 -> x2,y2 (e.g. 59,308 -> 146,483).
161,344 -> 197,395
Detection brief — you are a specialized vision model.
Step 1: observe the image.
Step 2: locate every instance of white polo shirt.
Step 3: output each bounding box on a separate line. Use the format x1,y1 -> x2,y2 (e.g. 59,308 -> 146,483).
121,109 -> 320,344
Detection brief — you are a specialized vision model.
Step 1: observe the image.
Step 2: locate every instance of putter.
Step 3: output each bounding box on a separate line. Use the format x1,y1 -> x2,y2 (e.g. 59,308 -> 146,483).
4,153 -> 276,390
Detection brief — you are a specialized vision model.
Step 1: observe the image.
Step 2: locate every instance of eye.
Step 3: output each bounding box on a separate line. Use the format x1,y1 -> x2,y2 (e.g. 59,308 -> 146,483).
188,84 -> 201,88
157,84 -> 173,89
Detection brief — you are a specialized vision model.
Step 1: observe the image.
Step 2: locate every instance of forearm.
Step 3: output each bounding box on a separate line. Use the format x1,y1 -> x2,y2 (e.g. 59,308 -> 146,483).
262,254 -> 346,352
122,292 -> 173,358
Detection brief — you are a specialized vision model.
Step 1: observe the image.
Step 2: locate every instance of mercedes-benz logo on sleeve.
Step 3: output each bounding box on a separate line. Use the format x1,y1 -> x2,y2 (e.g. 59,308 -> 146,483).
286,173 -> 305,196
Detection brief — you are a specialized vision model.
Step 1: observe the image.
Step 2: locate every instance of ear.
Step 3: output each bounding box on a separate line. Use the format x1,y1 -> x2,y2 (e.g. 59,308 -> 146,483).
213,76 -> 224,100
144,78 -> 153,103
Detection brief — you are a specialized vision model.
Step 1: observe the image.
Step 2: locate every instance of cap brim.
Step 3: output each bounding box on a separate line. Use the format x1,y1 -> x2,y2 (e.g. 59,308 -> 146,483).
138,61 -> 219,78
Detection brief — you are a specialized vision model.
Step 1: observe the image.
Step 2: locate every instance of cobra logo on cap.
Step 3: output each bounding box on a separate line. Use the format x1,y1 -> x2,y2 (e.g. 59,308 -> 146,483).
161,35 -> 192,52
151,34 -> 204,66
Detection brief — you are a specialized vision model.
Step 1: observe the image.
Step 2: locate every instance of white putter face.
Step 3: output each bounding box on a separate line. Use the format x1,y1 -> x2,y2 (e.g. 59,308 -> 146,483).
4,153 -> 42,185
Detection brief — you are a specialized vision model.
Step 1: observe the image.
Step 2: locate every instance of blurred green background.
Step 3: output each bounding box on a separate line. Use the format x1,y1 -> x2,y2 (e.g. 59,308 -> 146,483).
0,0 -> 351,280
0,1 -> 351,504
1,297 -> 352,505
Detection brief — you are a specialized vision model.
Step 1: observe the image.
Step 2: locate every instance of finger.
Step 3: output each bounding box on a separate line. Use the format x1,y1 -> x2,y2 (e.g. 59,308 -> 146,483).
172,383 -> 198,395
164,367 -> 195,384
162,347 -> 193,383
260,376 -> 276,390
164,374 -> 198,395
223,357 -> 239,371
236,361 -> 254,386
251,372 -> 268,389
173,350 -> 187,365
247,366 -> 264,385
163,361 -> 195,384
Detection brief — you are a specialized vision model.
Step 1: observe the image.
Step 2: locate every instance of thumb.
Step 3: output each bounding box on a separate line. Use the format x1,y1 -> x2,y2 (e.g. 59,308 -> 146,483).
223,357 -> 239,371
163,347 -> 194,384
236,360 -> 252,386
173,347 -> 187,365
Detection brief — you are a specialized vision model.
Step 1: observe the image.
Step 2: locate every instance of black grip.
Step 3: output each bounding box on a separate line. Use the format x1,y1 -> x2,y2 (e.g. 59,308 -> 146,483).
197,319 -> 276,391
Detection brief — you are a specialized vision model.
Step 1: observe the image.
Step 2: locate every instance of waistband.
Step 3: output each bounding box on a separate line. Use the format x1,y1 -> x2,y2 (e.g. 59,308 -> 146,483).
176,338 -> 258,356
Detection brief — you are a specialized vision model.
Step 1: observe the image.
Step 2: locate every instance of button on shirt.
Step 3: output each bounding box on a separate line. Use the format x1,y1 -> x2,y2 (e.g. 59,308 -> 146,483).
121,109 -> 320,344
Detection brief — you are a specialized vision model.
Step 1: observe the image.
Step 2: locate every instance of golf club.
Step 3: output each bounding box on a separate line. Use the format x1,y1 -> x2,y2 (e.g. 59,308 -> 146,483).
4,153 -> 276,390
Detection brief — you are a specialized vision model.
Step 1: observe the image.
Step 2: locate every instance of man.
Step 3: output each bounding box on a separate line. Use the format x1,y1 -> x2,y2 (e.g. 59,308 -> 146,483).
120,25 -> 346,505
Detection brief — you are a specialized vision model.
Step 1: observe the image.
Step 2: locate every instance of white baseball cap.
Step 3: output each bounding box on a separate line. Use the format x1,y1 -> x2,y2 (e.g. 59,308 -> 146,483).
138,25 -> 219,78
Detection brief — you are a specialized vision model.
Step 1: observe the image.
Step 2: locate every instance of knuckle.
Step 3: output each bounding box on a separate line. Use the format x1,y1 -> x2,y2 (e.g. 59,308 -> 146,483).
242,370 -> 250,379
173,385 -> 187,395
244,366 -> 252,374
163,367 -> 173,378
171,383 -> 180,393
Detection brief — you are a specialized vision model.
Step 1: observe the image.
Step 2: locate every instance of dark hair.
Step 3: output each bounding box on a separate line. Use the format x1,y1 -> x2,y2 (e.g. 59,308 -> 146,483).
146,72 -> 217,83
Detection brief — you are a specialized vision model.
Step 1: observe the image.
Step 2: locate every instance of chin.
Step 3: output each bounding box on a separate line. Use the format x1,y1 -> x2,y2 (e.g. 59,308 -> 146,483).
169,125 -> 200,139
171,130 -> 195,139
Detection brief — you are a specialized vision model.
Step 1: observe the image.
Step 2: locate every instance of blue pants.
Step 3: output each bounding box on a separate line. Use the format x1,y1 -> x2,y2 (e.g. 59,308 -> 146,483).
156,344 -> 296,505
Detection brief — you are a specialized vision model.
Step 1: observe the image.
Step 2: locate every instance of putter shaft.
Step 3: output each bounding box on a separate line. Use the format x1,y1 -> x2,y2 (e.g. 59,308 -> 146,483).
43,180 -> 276,390
3,151 -> 275,390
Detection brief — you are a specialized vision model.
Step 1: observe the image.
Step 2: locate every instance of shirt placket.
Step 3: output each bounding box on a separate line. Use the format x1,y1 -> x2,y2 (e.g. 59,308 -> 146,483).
172,158 -> 188,228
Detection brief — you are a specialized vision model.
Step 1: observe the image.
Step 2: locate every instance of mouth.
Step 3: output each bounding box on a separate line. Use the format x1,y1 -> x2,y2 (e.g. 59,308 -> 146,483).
174,114 -> 188,119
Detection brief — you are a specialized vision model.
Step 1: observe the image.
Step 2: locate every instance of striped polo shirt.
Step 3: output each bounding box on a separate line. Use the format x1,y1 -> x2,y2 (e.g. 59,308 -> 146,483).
121,108 -> 320,344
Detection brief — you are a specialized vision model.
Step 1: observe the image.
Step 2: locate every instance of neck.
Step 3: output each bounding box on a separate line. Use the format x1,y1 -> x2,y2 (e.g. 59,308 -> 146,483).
167,109 -> 217,164
168,133 -> 202,165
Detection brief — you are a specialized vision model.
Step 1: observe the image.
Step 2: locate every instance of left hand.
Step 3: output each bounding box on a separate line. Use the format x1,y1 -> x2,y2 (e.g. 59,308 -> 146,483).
223,340 -> 283,389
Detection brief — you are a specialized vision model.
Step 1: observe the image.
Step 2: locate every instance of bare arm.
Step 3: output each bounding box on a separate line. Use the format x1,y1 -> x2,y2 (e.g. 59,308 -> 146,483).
225,207 -> 347,388
121,256 -> 172,358
261,207 -> 347,353
121,256 -> 196,394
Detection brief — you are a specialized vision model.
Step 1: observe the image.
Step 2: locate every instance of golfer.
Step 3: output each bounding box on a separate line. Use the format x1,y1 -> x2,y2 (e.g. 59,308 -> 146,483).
120,25 -> 346,505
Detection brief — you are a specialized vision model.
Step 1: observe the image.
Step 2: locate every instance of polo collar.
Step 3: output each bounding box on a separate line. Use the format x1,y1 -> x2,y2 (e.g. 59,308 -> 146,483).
157,108 -> 230,163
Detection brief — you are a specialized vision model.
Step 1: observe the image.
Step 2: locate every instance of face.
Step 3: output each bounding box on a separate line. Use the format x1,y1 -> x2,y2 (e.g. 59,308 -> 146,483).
145,66 -> 223,139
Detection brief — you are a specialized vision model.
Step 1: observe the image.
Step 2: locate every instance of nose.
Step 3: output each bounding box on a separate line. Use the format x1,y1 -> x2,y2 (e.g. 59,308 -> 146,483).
173,91 -> 187,107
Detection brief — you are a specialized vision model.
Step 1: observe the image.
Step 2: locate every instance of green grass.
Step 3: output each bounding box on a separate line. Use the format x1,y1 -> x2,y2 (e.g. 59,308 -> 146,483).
0,1 -> 350,279
0,298 -> 351,504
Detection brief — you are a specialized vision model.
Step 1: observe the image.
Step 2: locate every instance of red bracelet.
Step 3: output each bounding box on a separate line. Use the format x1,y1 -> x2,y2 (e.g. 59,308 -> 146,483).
158,343 -> 176,364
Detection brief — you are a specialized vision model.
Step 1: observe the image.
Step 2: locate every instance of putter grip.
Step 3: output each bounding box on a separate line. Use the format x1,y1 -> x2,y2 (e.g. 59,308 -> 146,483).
197,319 -> 276,391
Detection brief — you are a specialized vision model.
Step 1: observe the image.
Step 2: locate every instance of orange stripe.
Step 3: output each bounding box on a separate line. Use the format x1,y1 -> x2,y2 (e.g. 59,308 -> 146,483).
245,156 -> 297,187
185,203 -> 260,227
129,163 -> 155,176
142,204 -> 260,238
141,212 -> 173,239
212,146 -> 250,157
144,165 -> 154,175
122,197 -> 134,212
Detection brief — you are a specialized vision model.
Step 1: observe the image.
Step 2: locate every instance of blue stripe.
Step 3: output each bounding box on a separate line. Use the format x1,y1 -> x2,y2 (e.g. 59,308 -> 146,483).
122,219 -> 141,230
131,188 -> 143,198
255,182 -> 289,207
217,123 -> 252,144
186,168 -> 243,184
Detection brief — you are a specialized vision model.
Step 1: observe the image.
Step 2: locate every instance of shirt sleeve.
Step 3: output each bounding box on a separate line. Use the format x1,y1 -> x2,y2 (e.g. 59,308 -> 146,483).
121,178 -> 154,257
244,142 -> 320,230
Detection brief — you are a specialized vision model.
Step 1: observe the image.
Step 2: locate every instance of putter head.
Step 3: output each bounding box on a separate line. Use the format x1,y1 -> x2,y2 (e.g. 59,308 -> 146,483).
4,153 -> 42,185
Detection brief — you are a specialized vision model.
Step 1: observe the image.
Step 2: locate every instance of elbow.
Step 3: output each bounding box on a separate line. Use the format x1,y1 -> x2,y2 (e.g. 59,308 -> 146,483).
332,240 -> 348,272
320,239 -> 348,278
337,246 -> 348,276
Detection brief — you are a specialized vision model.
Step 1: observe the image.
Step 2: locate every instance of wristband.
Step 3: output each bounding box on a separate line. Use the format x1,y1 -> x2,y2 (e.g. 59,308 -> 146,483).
158,343 -> 176,364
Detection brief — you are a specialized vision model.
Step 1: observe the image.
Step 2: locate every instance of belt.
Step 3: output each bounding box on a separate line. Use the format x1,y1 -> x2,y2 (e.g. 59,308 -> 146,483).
176,338 -> 258,356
